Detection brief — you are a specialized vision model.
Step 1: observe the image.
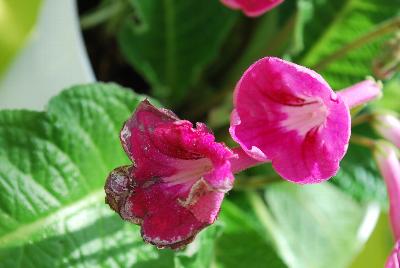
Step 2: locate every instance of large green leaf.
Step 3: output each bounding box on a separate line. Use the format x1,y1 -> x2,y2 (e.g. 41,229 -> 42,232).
264,182 -> 375,268
215,200 -> 287,268
0,0 -> 42,77
350,213 -> 393,268
175,224 -> 222,268
297,0 -> 400,89
0,83 -> 216,267
118,0 -> 238,104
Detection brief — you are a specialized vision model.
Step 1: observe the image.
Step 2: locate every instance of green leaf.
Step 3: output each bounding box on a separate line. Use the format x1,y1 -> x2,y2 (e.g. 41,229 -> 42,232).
174,224 -> 222,268
332,142 -> 387,207
0,83 -> 215,267
297,0 -> 400,89
215,200 -> 287,268
349,213 -> 393,268
0,0 -> 42,77
264,182 -> 375,268
118,0 -> 238,104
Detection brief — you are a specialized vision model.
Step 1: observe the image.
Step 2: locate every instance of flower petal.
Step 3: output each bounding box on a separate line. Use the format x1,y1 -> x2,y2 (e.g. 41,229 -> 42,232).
220,0 -> 284,17
230,57 -> 350,183
131,183 -> 204,249
386,240 -> 400,268
125,179 -> 224,249
107,100 -> 235,249
121,100 -> 234,188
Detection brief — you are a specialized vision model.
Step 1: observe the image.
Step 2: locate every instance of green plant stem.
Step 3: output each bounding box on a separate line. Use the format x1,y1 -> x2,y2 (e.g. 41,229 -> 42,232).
80,1 -> 126,30
234,175 -> 282,190
350,134 -> 376,149
313,16 -> 400,71
352,113 -> 374,127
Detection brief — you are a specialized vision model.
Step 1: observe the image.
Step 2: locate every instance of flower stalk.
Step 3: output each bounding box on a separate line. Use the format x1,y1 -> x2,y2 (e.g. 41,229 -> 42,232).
337,78 -> 382,109
230,147 -> 265,174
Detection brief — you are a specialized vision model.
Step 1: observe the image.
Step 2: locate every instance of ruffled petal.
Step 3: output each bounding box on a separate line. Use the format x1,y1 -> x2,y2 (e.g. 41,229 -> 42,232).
107,100 -> 235,248
121,100 -> 234,186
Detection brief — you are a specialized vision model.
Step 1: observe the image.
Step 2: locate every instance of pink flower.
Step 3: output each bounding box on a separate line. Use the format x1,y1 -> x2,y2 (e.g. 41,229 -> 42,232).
386,241 -> 400,268
105,100 -> 235,249
374,113 -> 400,149
229,57 -> 351,183
220,0 -> 284,17
375,142 -> 400,240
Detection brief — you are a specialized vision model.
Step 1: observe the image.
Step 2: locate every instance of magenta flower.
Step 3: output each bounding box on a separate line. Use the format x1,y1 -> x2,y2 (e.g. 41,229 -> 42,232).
220,0 -> 284,17
374,113 -> 400,149
230,57 -> 352,183
387,241 -> 400,268
105,100 -> 235,249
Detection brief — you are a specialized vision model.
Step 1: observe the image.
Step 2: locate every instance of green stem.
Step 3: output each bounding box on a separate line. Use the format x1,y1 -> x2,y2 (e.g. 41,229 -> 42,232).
313,16 -> 400,71
80,1 -> 126,30
350,134 -> 376,149
351,113 -> 374,127
234,175 -> 282,190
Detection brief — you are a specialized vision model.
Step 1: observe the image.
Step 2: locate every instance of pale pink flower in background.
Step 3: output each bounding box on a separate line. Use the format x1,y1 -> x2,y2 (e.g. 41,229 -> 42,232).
374,142 -> 400,268
375,142 -> 400,239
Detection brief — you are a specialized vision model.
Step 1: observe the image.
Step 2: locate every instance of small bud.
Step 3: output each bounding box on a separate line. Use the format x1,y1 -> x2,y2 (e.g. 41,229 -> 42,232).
373,113 -> 400,149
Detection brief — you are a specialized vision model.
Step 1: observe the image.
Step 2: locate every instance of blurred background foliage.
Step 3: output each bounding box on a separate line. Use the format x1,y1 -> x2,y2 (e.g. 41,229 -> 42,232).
0,0 -> 42,77
0,0 -> 399,267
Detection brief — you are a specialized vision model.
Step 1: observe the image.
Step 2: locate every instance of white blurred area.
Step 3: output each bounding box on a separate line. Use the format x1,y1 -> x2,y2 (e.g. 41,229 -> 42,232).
0,0 -> 95,110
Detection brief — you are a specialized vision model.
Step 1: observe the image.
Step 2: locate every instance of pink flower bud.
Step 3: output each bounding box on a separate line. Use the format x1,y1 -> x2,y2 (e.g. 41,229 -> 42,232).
105,100 -> 235,249
374,114 -> 400,149
220,0 -> 284,17
375,141 -> 400,240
